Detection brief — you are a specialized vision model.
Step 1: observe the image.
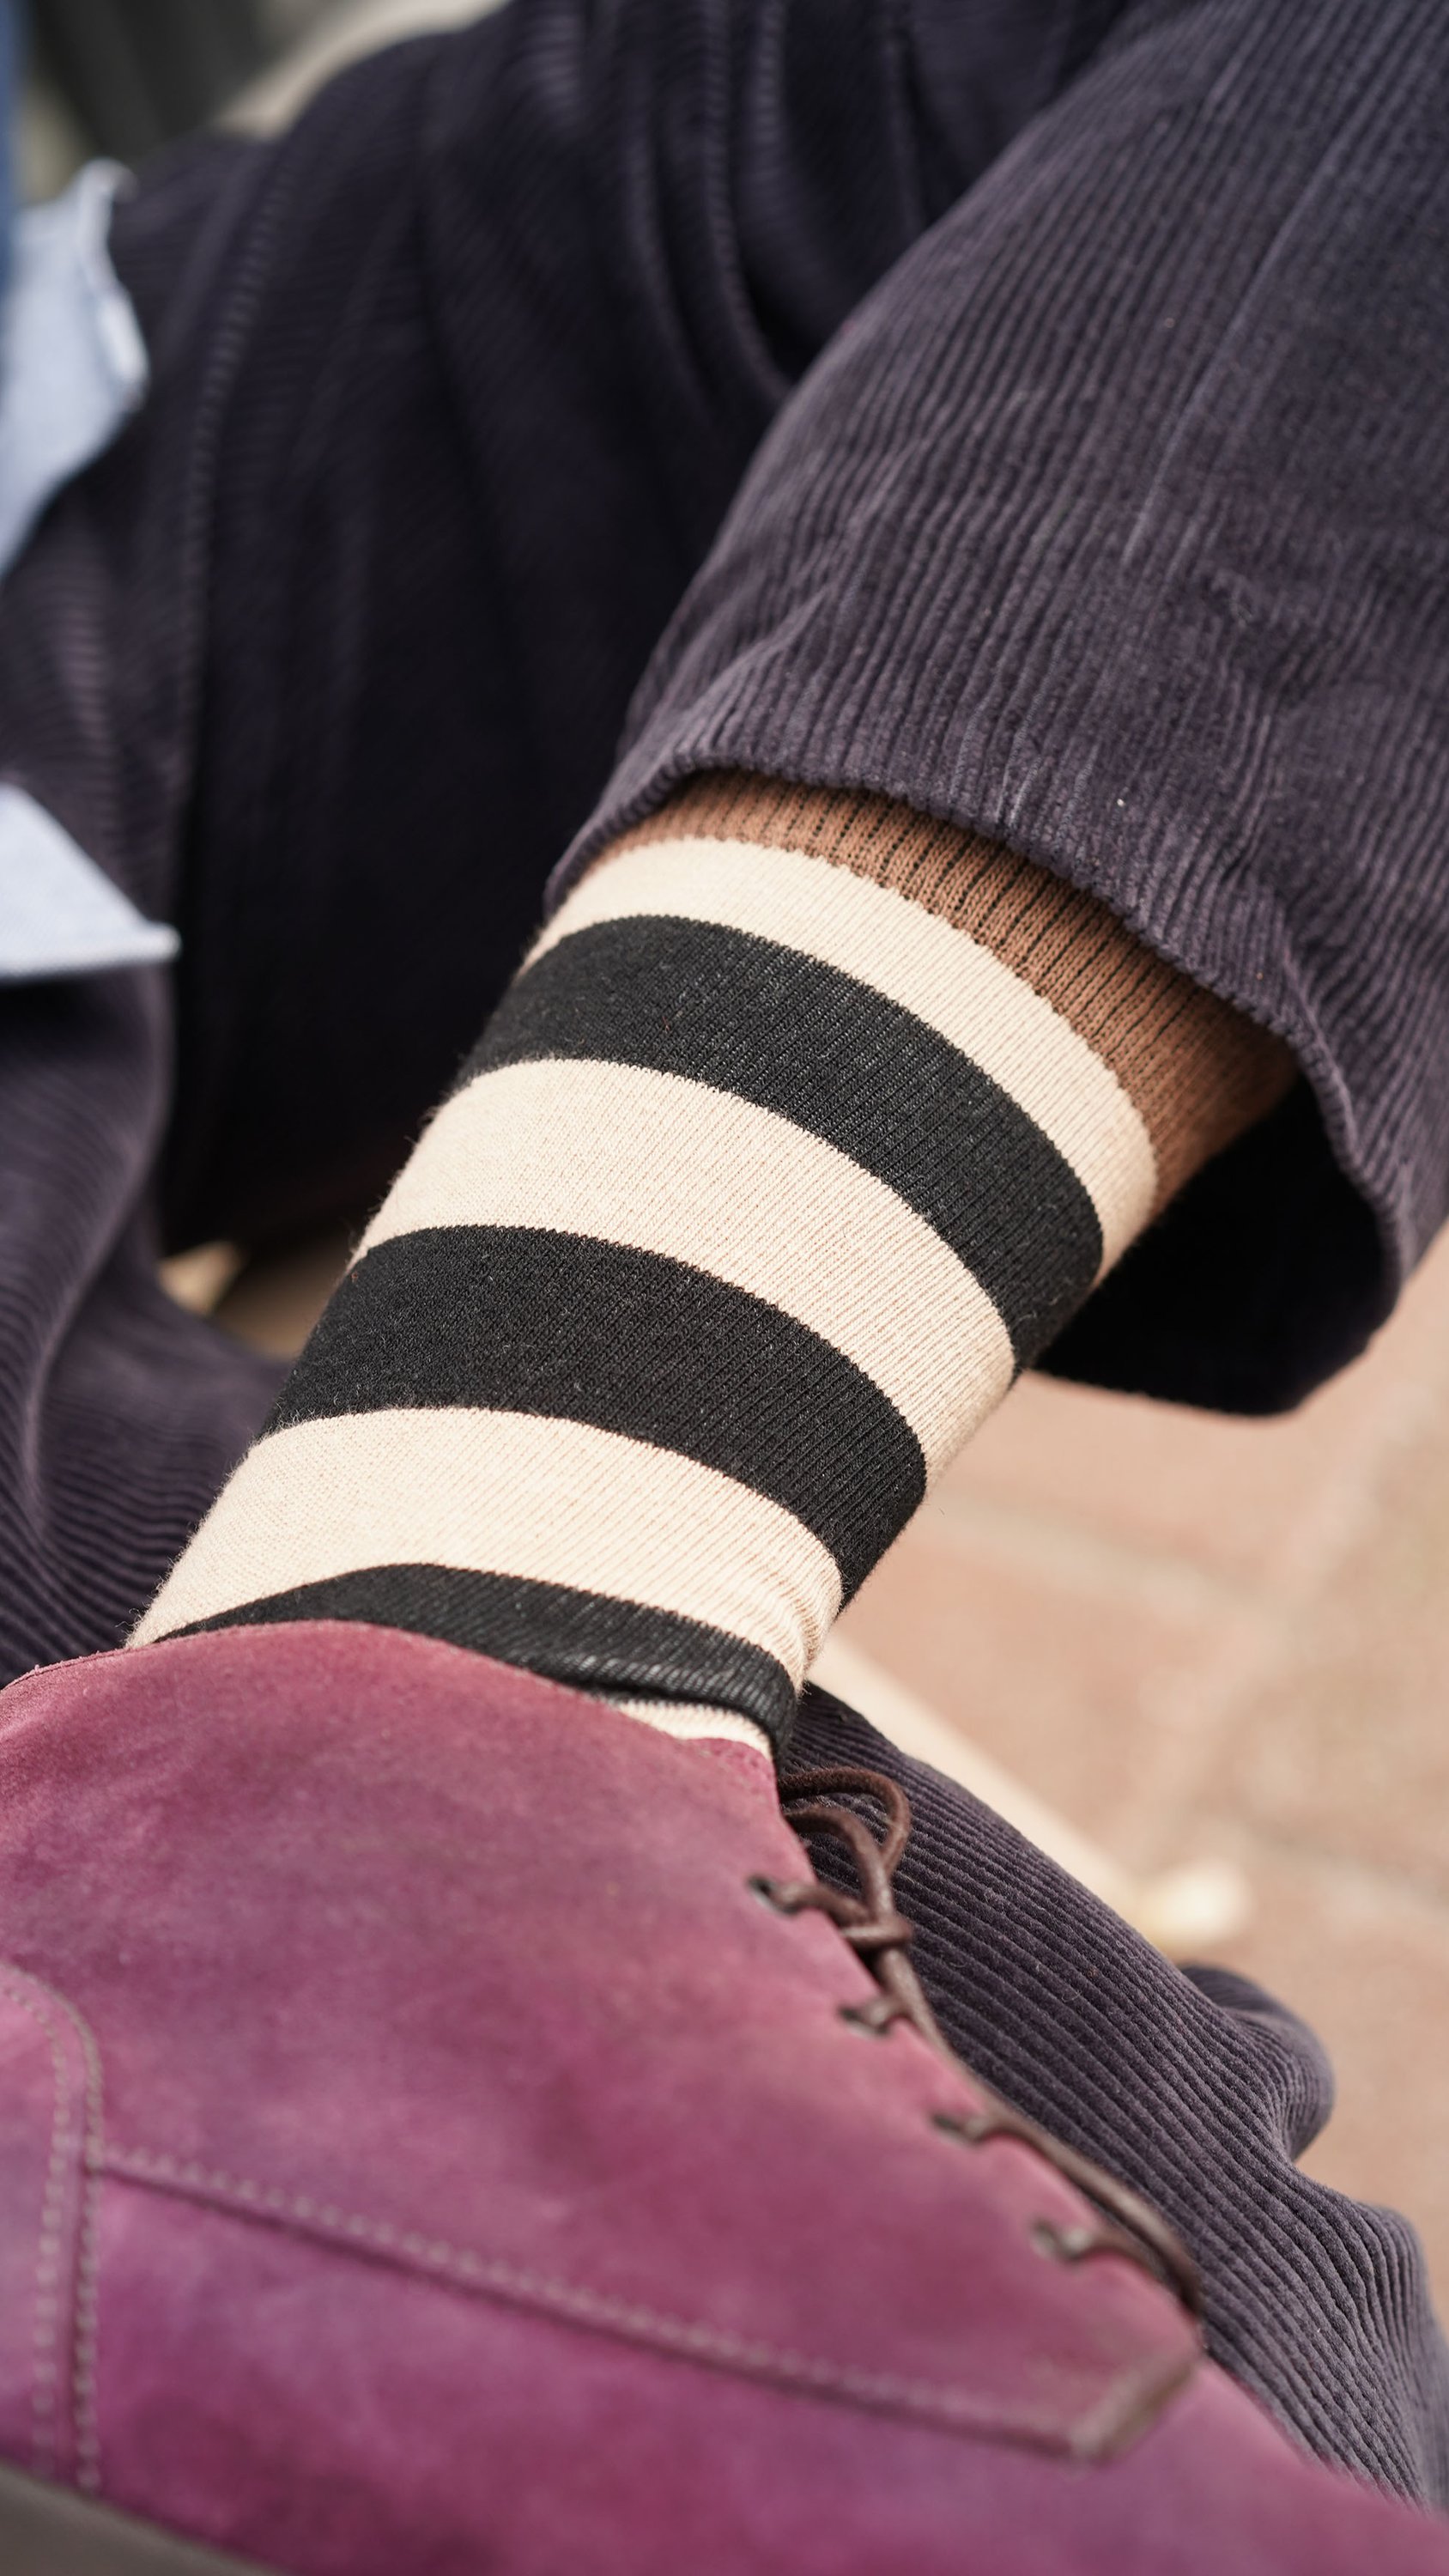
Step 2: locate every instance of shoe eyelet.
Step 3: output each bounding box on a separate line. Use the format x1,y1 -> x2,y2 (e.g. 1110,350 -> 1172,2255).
747,1873 -> 793,1912
839,1999 -> 897,2038
931,2109 -> 987,2144
1031,2219 -> 1097,2264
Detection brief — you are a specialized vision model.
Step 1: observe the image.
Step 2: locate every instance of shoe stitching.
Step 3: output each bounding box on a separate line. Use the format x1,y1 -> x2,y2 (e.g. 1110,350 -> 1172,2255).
72,2048 -> 107,2496
0,1975 -> 74,2479
97,2140 -> 1180,2453
0,1970 -> 105,2486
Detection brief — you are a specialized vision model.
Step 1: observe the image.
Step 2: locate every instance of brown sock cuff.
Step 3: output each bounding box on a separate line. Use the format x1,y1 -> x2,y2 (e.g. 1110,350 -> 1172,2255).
610,773 -> 1294,1212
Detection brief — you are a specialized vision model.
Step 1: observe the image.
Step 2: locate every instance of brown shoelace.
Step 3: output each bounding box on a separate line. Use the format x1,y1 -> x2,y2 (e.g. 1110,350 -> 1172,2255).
758,1765 -> 1201,2320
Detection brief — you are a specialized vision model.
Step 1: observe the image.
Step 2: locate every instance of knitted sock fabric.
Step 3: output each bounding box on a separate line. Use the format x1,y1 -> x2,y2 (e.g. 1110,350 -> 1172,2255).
133,777 -> 1289,1749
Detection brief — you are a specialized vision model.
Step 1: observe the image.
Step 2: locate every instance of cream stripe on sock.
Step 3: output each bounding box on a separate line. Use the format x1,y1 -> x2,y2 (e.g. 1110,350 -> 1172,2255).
360,1059 -> 1016,1472
530,835 -> 1157,1268
133,1409 -> 843,1681
607,1697 -> 774,1753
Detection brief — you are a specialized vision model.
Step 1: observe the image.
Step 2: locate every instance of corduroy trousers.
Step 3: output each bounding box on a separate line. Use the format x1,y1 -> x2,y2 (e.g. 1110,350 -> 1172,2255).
3,0 -> 1449,2511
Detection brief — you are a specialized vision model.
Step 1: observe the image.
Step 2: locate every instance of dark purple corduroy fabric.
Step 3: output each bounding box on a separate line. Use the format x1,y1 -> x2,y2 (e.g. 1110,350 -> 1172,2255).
567,0 -> 1449,1417
2,0 -> 1449,2509
0,967 -> 280,1682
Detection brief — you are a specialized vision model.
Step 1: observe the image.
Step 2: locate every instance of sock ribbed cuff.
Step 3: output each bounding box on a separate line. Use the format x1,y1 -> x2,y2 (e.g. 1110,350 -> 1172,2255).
612,772 -> 1294,1209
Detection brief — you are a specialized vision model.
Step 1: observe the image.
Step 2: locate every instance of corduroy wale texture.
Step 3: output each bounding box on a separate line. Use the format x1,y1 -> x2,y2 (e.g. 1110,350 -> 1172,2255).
134,785 -> 1286,1747
555,0 -> 1449,1420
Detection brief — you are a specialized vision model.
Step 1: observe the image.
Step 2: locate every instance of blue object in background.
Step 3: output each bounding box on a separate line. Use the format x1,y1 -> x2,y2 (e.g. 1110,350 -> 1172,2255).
0,3 -> 14,302
0,2 -> 171,980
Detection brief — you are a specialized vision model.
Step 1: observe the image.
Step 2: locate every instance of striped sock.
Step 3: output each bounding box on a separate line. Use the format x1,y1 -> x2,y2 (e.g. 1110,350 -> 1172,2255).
132,776 -> 1290,1757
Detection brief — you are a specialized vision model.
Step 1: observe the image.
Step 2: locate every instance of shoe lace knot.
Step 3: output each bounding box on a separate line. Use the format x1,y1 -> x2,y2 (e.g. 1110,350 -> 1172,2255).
764,1765 -> 1202,2322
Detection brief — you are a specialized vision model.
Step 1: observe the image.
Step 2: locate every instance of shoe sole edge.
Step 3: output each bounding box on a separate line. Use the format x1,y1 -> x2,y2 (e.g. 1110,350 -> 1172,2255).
0,2459 -> 276,2576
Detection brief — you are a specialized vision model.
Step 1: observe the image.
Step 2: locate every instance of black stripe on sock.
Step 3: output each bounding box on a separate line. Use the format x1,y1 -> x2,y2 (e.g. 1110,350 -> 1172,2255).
468,917 -> 1101,1361
171,1564 -> 797,1745
270,1228 -> 923,1594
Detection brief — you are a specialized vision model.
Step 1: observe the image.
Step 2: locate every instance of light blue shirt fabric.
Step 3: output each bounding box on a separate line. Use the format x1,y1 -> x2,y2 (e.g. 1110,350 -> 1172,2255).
0,161 -> 177,983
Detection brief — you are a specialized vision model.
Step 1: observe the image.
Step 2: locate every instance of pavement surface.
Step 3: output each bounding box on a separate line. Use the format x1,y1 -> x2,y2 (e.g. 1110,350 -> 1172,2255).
836,1230 -> 1449,2306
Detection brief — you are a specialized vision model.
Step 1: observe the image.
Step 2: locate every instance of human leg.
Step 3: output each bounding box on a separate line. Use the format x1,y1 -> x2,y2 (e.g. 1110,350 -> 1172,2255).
3,0 -> 1449,2535
0,0 -> 1133,1682
134,779 -> 1287,1741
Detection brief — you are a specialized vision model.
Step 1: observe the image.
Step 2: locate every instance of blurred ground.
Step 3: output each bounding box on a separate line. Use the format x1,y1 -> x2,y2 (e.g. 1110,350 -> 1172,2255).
19,0 -> 500,199
195,1220 -> 1449,2304
840,1230 -> 1449,2302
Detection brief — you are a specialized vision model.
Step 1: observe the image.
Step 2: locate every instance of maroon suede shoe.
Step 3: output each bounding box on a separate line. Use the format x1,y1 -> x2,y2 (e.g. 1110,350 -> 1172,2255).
0,1620 -> 1445,2574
